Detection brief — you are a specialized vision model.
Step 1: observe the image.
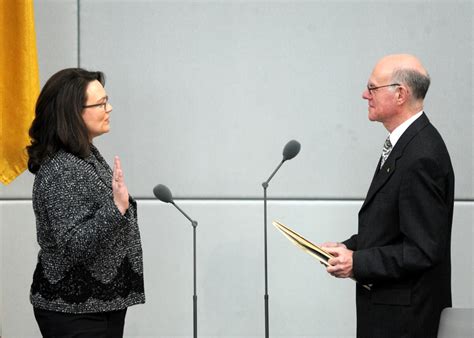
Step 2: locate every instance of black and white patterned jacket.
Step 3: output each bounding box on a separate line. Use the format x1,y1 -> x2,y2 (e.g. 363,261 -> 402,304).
30,145 -> 145,313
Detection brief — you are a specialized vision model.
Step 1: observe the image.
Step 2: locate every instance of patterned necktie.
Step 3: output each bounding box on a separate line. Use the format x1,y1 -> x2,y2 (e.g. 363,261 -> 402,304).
380,136 -> 393,168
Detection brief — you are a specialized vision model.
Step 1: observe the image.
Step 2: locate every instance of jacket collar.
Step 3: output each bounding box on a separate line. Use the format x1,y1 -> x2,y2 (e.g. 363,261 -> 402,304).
84,144 -> 113,189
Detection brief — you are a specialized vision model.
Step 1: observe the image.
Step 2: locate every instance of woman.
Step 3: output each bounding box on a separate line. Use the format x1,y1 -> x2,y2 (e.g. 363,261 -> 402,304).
27,68 -> 145,337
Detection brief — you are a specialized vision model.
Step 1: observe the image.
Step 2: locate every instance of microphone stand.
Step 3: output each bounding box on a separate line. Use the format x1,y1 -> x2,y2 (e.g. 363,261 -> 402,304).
171,201 -> 198,338
262,159 -> 285,338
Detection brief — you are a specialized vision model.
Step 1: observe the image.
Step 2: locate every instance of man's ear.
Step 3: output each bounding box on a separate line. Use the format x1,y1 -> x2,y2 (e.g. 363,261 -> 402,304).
396,85 -> 409,105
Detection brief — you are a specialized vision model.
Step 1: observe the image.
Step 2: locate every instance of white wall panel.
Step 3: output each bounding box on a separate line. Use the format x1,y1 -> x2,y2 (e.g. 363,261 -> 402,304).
0,202 -> 39,338
450,202 -> 474,308
77,0 -> 472,199
34,0 -> 78,82
1,200 -> 472,337
2,1 -> 471,200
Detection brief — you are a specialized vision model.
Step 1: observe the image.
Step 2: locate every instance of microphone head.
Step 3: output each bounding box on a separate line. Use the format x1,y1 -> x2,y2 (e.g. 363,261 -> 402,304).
282,140 -> 301,160
153,184 -> 174,203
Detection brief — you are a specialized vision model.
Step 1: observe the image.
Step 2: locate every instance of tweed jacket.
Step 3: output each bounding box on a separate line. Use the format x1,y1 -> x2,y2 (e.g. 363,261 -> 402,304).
30,145 -> 145,313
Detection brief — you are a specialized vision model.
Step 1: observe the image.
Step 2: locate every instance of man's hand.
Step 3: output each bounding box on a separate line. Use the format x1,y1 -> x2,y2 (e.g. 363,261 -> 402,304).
322,245 -> 354,279
320,242 -> 347,249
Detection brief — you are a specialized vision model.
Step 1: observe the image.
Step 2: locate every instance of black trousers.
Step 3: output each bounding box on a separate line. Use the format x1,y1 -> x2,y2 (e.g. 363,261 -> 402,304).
33,307 -> 127,338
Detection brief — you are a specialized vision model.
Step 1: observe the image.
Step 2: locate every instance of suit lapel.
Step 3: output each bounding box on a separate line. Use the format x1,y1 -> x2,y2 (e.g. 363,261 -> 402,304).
360,113 -> 430,212
371,156 -> 382,182
360,152 -> 399,211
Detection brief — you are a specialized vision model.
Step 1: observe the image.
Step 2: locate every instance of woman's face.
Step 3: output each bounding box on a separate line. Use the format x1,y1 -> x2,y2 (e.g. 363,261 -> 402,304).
82,80 -> 113,140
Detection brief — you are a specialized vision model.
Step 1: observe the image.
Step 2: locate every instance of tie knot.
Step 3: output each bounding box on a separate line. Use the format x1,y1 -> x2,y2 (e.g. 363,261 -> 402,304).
380,136 -> 393,169
383,137 -> 392,151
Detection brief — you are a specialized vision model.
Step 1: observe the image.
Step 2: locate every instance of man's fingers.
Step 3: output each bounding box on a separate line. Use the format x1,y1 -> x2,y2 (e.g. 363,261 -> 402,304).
320,242 -> 339,248
326,264 -> 340,275
323,246 -> 342,256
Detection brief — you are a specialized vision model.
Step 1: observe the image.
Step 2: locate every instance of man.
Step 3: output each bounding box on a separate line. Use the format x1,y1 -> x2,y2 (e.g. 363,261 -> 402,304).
322,54 -> 454,338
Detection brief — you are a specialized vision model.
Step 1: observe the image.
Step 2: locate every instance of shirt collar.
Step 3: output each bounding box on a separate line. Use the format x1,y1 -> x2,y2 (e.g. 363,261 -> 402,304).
388,111 -> 423,147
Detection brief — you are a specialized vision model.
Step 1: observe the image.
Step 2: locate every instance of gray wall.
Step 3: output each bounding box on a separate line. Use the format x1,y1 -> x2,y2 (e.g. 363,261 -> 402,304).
1,0 -> 472,337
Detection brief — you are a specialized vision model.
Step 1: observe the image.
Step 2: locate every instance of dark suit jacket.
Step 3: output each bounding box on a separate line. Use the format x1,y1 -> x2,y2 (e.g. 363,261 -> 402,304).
343,113 -> 454,338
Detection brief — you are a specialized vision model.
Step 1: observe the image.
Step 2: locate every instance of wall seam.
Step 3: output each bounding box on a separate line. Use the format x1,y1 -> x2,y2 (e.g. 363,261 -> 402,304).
77,0 -> 81,67
1,198 -> 473,202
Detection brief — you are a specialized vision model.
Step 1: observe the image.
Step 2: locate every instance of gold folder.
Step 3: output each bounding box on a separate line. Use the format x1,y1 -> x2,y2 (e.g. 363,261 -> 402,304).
273,220 -> 371,290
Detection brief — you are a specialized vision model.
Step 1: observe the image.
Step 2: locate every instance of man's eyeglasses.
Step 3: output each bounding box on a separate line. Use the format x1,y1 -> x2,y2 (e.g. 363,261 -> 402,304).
83,96 -> 109,112
367,83 -> 400,95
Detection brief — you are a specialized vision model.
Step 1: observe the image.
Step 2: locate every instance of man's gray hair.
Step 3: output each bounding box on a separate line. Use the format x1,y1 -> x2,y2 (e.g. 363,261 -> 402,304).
392,68 -> 431,100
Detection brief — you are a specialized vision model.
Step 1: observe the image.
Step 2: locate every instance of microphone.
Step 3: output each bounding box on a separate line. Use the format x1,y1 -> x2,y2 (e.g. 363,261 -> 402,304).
282,139 -> 301,161
264,139 -> 301,187
153,184 -> 198,338
261,139 -> 301,338
153,184 -> 174,204
153,184 -> 196,226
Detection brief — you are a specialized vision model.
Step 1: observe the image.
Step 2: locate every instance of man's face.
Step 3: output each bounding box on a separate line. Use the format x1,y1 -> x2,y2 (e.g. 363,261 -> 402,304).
362,63 -> 398,124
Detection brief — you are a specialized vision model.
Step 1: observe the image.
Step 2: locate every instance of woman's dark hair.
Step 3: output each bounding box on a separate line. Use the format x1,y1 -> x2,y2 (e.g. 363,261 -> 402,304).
27,68 -> 105,173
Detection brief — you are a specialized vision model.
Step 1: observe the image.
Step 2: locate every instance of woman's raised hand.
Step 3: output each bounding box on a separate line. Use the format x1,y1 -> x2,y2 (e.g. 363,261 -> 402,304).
112,156 -> 129,215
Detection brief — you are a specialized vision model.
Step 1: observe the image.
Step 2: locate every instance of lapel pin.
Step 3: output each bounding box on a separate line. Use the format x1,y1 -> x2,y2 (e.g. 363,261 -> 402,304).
387,167 -> 390,173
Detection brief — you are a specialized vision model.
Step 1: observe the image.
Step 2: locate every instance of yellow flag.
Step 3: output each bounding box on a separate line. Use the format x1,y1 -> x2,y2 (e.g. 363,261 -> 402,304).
0,0 -> 40,184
